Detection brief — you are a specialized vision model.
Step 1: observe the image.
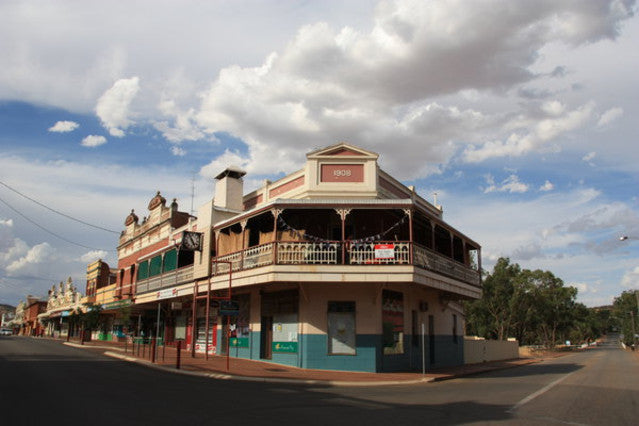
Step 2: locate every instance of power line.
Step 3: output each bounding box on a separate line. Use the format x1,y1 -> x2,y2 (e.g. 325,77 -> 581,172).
0,179 -> 119,234
0,195 -> 116,252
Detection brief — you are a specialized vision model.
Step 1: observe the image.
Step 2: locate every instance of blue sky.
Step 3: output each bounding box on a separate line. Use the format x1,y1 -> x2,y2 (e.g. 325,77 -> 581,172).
1,0 -> 638,308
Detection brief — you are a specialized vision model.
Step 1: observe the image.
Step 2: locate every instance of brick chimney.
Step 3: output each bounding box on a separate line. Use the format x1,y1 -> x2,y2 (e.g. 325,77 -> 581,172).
214,166 -> 246,211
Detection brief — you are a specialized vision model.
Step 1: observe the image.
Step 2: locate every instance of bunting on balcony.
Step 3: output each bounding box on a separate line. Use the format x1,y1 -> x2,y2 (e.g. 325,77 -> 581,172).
277,216 -> 331,243
277,213 -> 408,244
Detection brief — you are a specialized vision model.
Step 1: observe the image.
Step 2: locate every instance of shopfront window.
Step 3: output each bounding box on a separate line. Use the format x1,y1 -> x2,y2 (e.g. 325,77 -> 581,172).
327,301 -> 356,355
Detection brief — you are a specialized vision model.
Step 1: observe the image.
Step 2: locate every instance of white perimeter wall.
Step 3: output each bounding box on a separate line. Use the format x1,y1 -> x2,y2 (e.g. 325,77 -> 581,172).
464,337 -> 519,364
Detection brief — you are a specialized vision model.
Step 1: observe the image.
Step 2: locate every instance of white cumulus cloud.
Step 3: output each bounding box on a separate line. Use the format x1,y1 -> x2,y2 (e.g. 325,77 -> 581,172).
540,180 -> 555,192
5,242 -> 54,274
48,120 -> 79,133
171,146 -> 186,157
463,102 -> 595,163
79,250 -> 108,263
484,174 -> 529,194
621,266 -> 639,289
95,77 -> 140,137
81,135 -> 107,147
597,107 -> 623,127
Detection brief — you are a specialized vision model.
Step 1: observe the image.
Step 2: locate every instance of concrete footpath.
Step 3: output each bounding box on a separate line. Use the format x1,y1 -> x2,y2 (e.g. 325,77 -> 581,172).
60,338 -> 546,386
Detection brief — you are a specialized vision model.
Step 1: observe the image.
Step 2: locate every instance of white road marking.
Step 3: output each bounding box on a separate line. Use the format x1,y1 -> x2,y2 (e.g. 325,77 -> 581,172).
507,370 -> 578,413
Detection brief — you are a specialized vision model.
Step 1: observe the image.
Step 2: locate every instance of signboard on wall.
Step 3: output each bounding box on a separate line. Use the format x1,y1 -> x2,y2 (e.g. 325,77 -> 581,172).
230,337 -> 249,348
320,164 -> 364,183
272,313 -> 298,353
220,300 -> 239,315
157,288 -> 178,300
273,342 -> 298,353
374,244 -> 395,259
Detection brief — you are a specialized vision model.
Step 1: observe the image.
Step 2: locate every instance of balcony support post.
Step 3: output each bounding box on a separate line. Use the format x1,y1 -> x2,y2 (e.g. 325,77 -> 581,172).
335,208 -> 351,264
430,223 -> 436,251
272,209 -> 283,265
405,209 -> 413,264
214,230 -> 221,275
449,232 -> 454,259
240,220 -> 248,271
205,277 -> 210,361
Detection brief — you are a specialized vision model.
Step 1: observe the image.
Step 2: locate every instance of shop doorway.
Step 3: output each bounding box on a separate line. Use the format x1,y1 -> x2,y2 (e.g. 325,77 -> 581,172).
260,316 -> 273,359
428,315 -> 435,364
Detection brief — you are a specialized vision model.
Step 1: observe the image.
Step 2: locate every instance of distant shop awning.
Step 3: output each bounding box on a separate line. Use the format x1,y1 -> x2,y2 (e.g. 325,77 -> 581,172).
46,310 -> 72,319
101,300 -> 132,310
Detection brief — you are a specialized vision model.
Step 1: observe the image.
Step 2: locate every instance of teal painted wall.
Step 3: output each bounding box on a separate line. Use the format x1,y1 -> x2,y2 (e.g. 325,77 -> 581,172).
215,330 -> 463,373
300,334 -> 378,372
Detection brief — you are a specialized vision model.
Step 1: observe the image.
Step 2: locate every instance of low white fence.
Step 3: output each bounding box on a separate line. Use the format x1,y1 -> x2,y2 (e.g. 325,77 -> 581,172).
464,336 -> 519,364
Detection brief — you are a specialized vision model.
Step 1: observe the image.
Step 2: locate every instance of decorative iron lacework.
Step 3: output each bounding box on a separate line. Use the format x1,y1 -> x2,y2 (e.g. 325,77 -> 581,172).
276,213 -> 408,244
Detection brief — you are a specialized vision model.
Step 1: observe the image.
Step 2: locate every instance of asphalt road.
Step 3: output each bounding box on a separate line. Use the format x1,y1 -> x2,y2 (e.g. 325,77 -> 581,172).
1,335 -> 638,425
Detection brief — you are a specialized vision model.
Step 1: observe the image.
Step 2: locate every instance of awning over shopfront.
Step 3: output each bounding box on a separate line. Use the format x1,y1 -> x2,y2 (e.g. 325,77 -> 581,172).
101,299 -> 132,310
43,310 -> 72,319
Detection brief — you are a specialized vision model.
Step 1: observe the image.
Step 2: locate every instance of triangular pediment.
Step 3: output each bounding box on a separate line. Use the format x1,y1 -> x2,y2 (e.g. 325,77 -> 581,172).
307,142 -> 378,160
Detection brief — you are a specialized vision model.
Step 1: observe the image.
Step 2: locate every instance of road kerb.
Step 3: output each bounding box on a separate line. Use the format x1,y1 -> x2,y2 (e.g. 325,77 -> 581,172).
102,350 -> 435,387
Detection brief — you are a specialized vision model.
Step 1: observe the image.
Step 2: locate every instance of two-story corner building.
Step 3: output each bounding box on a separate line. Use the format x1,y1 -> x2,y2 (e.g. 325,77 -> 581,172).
128,143 -> 482,372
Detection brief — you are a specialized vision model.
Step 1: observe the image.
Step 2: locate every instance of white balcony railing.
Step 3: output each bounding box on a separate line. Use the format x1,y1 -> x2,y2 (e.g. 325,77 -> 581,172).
213,251 -> 242,275
348,242 -> 410,265
277,242 -> 339,264
243,243 -> 274,269
413,244 -> 480,286
203,241 -> 480,287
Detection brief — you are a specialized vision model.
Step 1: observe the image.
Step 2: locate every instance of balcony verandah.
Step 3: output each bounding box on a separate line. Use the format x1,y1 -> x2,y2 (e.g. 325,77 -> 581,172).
210,203 -> 481,287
